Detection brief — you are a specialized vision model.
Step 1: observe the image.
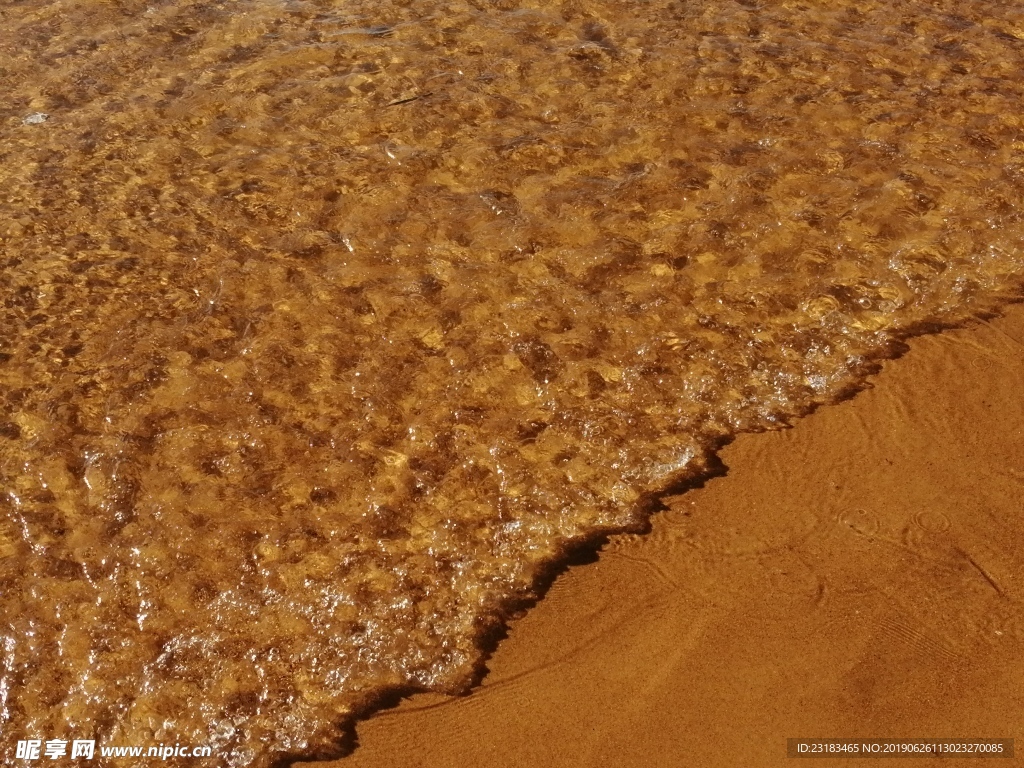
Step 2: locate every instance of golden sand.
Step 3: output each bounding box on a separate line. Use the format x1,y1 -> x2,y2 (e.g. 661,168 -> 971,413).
339,303 -> 1024,768
1,0 -> 1022,764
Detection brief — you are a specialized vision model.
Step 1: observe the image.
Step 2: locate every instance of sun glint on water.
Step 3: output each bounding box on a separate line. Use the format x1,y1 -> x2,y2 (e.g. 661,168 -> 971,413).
1,0 -> 1022,764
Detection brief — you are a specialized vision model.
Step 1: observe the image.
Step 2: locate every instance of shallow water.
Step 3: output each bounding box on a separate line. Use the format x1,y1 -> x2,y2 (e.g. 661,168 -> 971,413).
1,0 -> 1022,764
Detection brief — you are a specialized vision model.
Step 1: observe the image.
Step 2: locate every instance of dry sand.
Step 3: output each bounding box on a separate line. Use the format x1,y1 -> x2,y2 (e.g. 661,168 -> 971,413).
325,303 -> 1024,767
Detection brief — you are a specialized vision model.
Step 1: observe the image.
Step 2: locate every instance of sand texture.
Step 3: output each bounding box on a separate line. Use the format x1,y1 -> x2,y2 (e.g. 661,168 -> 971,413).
335,303 -> 1024,768
2,0 -> 1024,763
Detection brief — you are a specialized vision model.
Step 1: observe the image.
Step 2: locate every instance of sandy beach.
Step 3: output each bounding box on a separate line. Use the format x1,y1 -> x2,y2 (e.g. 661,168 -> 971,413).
4,1 -> 1024,763
329,303 -> 1024,767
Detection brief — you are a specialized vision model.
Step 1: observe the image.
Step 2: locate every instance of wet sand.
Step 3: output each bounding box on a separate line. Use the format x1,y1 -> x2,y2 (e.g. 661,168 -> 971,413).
331,303 -> 1024,768
4,1 -> 1024,761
